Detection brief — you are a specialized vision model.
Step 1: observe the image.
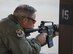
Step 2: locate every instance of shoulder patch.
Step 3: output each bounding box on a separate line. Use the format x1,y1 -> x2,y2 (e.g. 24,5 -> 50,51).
16,29 -> 24,37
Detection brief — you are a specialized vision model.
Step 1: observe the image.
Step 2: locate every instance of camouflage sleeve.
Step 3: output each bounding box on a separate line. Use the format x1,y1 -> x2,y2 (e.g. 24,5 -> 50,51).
0,38 -> 5,54
0,35 -> 41,54
27,38 -> 41,54
0,32 -> 9,54
0,31 -> 41,54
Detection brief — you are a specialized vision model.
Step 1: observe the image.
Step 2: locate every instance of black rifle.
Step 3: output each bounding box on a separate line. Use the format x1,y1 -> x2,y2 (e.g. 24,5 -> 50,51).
24,21 -> 59,48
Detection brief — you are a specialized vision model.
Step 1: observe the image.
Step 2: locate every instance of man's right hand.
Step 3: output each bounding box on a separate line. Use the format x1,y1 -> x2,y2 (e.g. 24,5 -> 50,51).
36,33 -> 47,45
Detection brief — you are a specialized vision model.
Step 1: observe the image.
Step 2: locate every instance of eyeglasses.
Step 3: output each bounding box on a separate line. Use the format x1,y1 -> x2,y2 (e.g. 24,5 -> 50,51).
27,17 -> 36,22
22,16 -> 36,23
27,17 -> 36,24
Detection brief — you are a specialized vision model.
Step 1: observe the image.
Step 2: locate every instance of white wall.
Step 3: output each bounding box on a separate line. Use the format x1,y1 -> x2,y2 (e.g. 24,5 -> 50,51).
0,0 -> 59,54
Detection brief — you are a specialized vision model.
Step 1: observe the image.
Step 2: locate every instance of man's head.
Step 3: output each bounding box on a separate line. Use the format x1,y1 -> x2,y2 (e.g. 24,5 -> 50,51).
13,4 -> 36,29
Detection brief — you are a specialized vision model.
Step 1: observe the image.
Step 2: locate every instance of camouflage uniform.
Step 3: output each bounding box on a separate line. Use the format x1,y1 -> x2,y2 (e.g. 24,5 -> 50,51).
0,14 -> 41,54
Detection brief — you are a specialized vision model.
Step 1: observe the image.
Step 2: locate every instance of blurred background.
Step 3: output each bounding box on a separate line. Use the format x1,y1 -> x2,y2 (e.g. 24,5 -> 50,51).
0,0 -> 59,54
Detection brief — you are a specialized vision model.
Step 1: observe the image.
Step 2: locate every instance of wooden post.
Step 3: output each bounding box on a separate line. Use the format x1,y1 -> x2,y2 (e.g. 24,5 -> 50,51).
59,0 -> 73,54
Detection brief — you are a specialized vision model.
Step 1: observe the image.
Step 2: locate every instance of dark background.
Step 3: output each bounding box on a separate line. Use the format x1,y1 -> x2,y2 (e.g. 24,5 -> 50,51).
59,0 -> 73,54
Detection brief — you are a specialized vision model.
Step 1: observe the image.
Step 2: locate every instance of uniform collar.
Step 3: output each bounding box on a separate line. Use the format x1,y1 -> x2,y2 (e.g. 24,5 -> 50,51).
8,14 -> 24,30
8,14 -> 19,24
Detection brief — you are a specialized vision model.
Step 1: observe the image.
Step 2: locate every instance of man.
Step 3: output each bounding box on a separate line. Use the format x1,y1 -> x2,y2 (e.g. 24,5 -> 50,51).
0,4 -> 47,54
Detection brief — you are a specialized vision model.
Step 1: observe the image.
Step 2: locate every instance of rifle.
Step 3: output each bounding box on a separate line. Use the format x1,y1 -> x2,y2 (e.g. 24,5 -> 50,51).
24,21 -> 59,48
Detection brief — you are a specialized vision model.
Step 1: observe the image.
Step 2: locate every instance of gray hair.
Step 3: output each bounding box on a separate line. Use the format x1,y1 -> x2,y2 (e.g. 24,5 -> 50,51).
13,4 -> 36,19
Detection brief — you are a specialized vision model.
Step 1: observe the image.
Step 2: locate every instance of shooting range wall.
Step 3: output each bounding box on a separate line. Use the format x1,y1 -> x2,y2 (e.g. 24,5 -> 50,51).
59,0 -> 73,54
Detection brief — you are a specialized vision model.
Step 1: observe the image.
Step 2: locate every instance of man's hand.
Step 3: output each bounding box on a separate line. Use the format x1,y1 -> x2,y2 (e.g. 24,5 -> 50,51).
36,33 -> 47,45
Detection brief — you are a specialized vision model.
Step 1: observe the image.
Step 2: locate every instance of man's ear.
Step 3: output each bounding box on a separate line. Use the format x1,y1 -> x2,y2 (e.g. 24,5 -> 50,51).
23,18 -> 28,23
18,18 -> 28,26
